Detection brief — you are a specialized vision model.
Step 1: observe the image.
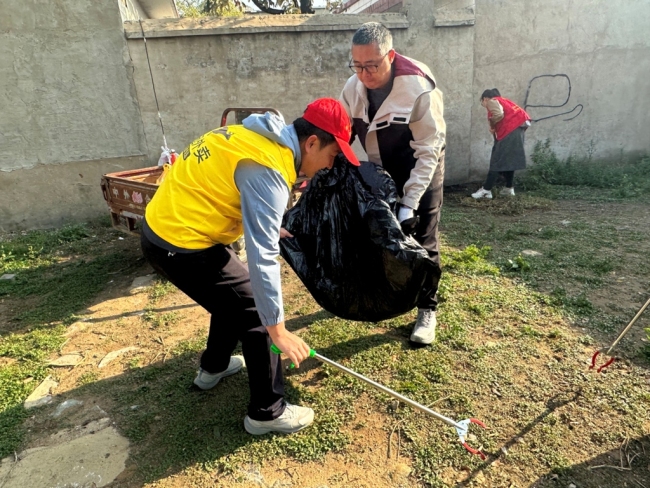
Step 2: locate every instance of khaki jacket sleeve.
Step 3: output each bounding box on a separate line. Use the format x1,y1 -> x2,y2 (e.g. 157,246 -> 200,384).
340,79 -> 362,145
401,89 -> 446,210
486,99 -> 504,126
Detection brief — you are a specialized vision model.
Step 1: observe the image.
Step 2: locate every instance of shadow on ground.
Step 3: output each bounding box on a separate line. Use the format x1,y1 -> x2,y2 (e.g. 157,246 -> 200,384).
530,434 -> 650,488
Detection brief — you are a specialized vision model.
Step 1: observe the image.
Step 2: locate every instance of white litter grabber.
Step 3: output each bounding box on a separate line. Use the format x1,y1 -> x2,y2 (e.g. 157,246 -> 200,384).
271,344 -> 487,459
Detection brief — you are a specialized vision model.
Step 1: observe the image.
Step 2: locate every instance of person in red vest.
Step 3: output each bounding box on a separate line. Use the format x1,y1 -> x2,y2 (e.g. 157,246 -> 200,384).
472,89 -> 531,199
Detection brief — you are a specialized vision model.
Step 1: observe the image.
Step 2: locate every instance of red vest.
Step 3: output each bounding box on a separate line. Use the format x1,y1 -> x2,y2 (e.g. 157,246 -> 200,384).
489,97 -> 531,141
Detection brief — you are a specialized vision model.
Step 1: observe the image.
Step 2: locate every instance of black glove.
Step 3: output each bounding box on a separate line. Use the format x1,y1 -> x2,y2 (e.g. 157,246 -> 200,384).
397,205 -> 419,236
400,216 -> 420,236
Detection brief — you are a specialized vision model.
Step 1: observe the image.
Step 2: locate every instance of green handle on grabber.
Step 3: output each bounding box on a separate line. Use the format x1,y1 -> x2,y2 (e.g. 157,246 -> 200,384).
270,344 -> 316,369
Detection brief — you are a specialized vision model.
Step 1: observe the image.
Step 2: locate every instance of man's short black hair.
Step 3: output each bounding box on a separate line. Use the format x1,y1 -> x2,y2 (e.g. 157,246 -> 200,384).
480,88 -> 501,100
293,117 -> 336,147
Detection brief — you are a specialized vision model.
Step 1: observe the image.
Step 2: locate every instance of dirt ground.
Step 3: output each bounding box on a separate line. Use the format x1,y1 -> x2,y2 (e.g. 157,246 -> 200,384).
2,198 -> 650,488
499,200 -> 650,347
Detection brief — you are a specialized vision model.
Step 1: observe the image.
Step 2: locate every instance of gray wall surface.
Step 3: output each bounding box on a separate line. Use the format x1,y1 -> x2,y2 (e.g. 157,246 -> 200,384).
125,12 -> 475,185
469,0 -> 650,181
128,29 -> 355,161
2,0 -> 649,230
129,0 -> 650,187
0,0 -> 147,230
124,15 -> 404,170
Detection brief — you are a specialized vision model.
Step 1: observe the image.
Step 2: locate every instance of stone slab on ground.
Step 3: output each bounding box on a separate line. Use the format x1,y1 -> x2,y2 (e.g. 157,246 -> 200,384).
521,250 -> 543,257
98,347 -> 138,368
128,274 -> 156,294
24,376 -> 58,409
0,420 -> 129,488
64,321 -> 87,336
51,399 -> 84,418
0,273 -> 16,280
48,354 -> 83,366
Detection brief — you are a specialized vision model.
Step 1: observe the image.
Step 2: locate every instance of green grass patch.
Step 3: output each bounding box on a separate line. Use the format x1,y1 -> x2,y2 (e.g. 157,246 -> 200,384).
148,279 -> 177,301
442,245 -> 499,276
1,159 -> 649,485
0,222 -> 140,457
520,140 -> 650,200
142,309 -> 182,329
0,222 -> 136,326
0,326 -> 66,362
441,199 -> 646,324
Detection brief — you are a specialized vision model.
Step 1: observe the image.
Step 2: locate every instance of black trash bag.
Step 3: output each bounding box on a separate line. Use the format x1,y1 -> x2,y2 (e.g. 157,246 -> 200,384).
280,155 -> 441,322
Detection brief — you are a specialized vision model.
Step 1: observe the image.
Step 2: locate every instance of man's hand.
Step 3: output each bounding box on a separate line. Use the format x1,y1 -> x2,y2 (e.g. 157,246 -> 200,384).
397,205 -> 419,236
267,322 -> 311,368
280,228 -> 294,239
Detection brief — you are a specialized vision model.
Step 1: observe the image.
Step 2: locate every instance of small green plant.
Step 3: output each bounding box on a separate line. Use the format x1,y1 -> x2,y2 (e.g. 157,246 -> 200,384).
578,334 -> 595,345
0,246 -> 15,264
442,245 -> 499,276
77,371 -> 99,386
148,280 -> 176,302
127,356 -> 142,369
55,224 -> 90,244
508,254 -> 531,272
142,310 -> 181,329
520,325 -> 543,338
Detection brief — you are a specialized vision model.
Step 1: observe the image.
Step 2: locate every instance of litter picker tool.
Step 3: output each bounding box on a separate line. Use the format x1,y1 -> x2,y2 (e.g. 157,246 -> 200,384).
590,296 -> 650,373
138,19 -> 176,164
271,344 -> 487,459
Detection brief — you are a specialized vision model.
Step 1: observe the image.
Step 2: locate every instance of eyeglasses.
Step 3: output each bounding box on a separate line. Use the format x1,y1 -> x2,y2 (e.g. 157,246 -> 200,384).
348,53 -> 389,74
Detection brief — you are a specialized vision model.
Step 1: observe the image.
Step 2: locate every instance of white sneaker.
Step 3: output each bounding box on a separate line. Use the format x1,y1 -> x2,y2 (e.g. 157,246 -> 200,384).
244,403 -> 315,435
500,187 -> 515,196
193,355 -> 245,390
410,309 -> 437,344
471,188 -> 493,200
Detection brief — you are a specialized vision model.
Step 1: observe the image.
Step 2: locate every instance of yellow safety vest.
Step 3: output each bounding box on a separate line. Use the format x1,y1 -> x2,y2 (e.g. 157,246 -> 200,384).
145,125 -> 297,249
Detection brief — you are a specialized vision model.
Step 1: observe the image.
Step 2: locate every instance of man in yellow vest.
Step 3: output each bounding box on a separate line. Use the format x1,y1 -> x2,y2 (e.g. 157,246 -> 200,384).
141,98 -> 360,435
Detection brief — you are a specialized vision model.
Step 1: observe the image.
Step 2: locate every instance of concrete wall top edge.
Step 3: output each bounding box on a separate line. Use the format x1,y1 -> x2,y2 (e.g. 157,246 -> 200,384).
124,13 -> 409,38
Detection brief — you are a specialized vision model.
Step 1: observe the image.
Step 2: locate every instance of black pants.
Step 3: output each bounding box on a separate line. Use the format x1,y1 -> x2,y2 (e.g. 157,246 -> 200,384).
484,170 -> 514,190
140,233 -> 285,421
411,153 -> 444,311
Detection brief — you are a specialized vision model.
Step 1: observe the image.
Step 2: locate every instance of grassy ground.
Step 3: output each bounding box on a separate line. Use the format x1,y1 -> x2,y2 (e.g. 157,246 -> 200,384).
0,220 -> 144,458
1,148 -> 649,487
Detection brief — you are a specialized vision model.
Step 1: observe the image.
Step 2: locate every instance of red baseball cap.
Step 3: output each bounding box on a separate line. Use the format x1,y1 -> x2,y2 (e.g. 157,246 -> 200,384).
302,98 -> 361,166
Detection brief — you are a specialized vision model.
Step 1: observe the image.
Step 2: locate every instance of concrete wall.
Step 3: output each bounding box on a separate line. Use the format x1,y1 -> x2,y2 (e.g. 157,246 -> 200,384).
127,28 -> 352,163
0,0 -> 148,230
125,10 -> 475,184
124,14 -> 404,168
399,0 -> 475,184
3,0 -> 649,230
129,0 -> 650,187
469,0 -> 650,181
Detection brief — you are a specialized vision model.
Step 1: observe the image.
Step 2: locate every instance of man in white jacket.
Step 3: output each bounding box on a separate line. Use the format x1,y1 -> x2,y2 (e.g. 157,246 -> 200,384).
340,22 -> 446,345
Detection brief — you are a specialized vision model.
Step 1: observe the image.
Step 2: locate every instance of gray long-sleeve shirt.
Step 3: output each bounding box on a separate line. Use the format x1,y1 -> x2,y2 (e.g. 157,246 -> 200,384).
234,161 -> 290,327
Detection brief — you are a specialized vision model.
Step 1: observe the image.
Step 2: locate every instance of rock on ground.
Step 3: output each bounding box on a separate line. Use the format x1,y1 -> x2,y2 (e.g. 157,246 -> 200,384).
0,418 -> 129,488
98,347 -> 138,368
24,376 -> 58,409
